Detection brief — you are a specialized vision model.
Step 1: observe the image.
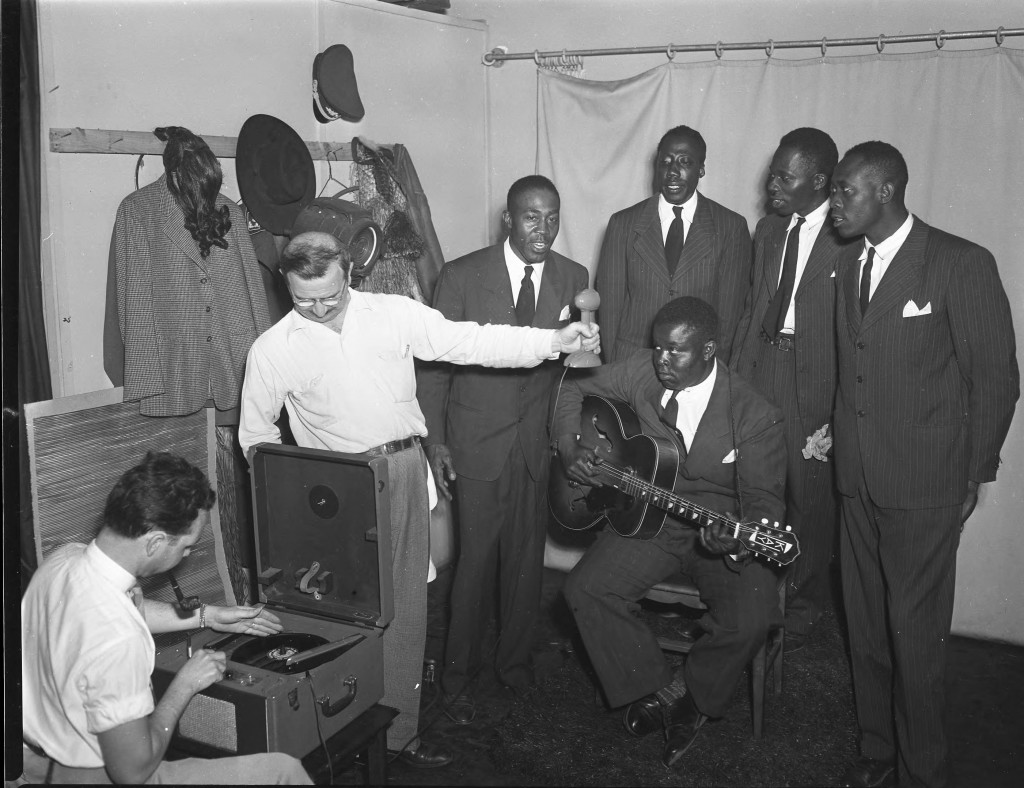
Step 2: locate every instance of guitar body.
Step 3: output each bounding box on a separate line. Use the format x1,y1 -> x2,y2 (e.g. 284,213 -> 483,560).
549,396 -> 680,539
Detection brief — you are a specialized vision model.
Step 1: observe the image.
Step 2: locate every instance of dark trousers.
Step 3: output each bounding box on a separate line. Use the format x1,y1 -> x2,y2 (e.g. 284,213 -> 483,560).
442,445 -> 547,694
563,521 -> 781,717
749,345 -> 838,634
841,482 -> 961,788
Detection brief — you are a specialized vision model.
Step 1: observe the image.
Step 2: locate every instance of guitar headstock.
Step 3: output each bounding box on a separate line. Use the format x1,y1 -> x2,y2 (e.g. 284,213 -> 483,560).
740,519 -> 801,566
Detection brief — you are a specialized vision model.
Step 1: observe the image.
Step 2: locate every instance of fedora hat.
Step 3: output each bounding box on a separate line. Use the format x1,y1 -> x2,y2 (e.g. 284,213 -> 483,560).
236,114 -> 315,235
312,44 -> 365,123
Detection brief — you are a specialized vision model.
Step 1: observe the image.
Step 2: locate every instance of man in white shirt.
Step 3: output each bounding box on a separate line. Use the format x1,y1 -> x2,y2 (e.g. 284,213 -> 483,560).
733,128 -> 853,649
20,451 -> 311,785
553,296 -> 786,769
238,231 -> 599,768
830,141 -> 1018,788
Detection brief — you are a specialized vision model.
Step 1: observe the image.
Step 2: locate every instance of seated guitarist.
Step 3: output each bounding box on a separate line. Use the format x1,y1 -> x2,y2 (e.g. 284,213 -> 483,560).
554,296 -> 787,769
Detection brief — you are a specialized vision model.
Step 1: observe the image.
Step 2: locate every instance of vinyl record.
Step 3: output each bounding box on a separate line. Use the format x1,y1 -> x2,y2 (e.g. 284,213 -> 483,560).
231,633 -> 329,674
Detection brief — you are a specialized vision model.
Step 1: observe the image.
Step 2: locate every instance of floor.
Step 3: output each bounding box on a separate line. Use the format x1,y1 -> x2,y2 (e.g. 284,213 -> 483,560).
348,565 -> 1023,787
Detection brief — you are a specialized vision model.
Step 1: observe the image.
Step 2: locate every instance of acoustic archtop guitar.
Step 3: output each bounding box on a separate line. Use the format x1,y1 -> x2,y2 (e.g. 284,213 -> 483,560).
549,395 -> 799,567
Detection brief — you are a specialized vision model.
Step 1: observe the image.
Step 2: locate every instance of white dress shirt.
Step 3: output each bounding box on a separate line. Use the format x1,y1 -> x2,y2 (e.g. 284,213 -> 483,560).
860,214 -> 915,300
777,199 -> 831,334
658,191 -> 699,247
504,238 -> 544,309
22,541 -> 155,767
660,360 -> 718,452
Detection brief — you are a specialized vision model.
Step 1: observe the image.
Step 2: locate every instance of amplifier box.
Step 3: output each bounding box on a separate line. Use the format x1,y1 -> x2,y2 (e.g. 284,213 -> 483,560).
154,444 -> 393,759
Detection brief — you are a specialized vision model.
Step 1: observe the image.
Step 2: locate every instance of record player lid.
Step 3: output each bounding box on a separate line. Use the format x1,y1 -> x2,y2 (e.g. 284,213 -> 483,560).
249,443 -> 394,629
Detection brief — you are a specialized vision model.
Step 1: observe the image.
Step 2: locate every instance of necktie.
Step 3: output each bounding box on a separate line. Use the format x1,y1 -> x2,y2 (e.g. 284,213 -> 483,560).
660,390 -> 685,456
761,216 -> 806,337
515,265 -> 535,327
859,247 -> 875,316
664,206 -> 686,276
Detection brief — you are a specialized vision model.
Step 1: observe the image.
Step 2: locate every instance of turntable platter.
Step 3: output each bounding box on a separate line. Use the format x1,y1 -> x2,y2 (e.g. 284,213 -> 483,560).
230,633 -> 329,674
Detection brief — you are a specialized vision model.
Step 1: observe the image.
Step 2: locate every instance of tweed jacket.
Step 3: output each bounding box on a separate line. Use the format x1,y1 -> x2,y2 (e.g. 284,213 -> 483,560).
833,217 -> 1018,508
733,213 -> 854,436
103,175 -> 271,417
552,352 -> 786,529
418,243 -> 588,482
595,193 -> 751,365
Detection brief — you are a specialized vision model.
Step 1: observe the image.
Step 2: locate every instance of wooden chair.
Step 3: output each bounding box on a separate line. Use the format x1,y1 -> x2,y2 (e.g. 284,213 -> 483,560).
544,535 -> 786,740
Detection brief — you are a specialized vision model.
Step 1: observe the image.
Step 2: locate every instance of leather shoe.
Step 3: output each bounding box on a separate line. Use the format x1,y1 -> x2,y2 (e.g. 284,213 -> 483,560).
443,692 -> 477,725
839,757 -> 895,787
395,740 -> 455,769
623,694 -> 663,737
662,694 -> 707,769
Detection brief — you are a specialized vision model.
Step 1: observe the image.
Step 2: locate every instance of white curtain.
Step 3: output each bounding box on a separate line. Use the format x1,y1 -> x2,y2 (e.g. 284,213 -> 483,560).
536,45 -> 1024,643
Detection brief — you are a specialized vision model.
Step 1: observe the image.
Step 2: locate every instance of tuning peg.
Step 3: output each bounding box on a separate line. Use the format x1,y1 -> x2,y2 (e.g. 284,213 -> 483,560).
761,518 -> 769,524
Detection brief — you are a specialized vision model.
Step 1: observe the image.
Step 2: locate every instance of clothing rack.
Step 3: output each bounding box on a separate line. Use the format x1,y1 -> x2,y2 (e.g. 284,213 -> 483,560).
482,25 -> 1022,66
48,128 -> 386,160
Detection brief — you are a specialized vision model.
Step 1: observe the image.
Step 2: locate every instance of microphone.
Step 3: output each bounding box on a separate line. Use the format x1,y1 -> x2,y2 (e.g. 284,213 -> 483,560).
565,288 -> 602,368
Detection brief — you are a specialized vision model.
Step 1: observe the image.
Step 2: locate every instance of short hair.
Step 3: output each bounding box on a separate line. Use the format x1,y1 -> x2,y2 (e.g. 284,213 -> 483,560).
778,127 -> 839,179
155,126 -> 231,259
103,451 -> 215,539
843,140 -> 909,192
652,296 -> 719,343
507,175 -> 559,212
657,125 -> 707,162
280,231 -> 352,279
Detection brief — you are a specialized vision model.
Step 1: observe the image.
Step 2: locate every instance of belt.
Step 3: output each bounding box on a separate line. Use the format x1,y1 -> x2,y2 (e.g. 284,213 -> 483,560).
365,435 -> 420,457
761,331 -> 796,352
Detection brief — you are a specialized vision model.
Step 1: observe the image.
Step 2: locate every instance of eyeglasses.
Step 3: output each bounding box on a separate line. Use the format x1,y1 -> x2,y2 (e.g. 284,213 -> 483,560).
293,296 -> 343,309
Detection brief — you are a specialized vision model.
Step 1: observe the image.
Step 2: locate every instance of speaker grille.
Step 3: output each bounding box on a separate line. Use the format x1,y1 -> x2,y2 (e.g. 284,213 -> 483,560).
179,694 -> 239,753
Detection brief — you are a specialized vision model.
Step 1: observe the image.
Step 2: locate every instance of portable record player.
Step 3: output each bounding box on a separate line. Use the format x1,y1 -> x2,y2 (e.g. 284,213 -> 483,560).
153,443 -> 394,759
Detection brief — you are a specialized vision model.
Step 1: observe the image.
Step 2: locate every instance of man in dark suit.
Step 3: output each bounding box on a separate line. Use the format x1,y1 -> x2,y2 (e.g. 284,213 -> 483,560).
418,176 -> 589,723
830,141 -> 1019,788
733,128 -> 851,648
555,297 -> 786,769
596,125 -> 751,364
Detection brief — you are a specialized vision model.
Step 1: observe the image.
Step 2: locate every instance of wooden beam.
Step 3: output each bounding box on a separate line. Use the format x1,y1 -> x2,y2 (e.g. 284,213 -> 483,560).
49,128 -> 361,161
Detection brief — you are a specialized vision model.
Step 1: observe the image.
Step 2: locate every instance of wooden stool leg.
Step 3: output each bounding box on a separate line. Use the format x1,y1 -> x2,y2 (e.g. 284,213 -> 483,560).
752,640 -> 767,740
366,726 -> 388,786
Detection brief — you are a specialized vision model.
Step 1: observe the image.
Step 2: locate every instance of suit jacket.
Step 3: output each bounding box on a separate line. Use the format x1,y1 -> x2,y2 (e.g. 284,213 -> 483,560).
552,353 -> 786,529
595,193 -> 751,364
733,213 -> 853,436
103,175 -> 271,417
418,244 -> 589,482
834,217 -> 1019,508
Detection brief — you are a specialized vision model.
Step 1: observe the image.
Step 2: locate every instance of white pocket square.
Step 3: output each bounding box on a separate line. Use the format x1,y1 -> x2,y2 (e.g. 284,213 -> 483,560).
902,300 -> 932,318
722,449 -> 736,464
830,270 -> 836,278
558,305 -> 571,320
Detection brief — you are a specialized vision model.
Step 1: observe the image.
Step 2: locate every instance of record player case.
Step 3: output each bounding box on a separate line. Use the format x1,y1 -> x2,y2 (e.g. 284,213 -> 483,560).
153,444 -> 394,759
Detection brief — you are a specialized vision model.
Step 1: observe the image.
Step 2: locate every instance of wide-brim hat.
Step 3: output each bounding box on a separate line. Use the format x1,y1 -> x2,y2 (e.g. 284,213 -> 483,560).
313,44 -> 365,124
291,197 -> 382,287
236,114 -> 315,235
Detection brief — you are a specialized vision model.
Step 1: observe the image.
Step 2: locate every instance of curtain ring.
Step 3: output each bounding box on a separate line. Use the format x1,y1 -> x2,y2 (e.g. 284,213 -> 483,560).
820,36 -> 828,57
876,34 -> 886,53
560,48 -> 568,66
765,39 -> 775,58
935,30 -> 946,49
996,26 -> 1005,46
666,43 -> 676,61
534,50 -> 542,66
715,41 -> 724,59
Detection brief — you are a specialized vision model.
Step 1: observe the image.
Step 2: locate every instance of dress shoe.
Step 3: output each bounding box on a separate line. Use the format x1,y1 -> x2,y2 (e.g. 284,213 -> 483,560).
395,740 -> 455,769
662,694 -> 707,769
443,692 -> 477,725
623,694 -> 663,737
839,757 -> 895,787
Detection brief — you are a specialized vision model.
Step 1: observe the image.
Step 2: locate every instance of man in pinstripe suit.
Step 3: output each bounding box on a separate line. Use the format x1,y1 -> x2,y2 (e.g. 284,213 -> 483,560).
830,141 -> 1018,788
733,128 -> 852,649
595,125 -> 751,364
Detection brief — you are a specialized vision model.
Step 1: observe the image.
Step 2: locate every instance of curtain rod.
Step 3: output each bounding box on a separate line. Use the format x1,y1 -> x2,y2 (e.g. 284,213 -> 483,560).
482,26 -> 1021,66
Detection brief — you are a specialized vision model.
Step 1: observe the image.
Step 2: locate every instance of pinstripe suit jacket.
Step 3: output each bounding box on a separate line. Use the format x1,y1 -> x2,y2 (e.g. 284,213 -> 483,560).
733,214 -> 854,436
417,244 -> 588,482
103,175 -> 271,417
834,217 -> 1019,508
595,194 -> 751,364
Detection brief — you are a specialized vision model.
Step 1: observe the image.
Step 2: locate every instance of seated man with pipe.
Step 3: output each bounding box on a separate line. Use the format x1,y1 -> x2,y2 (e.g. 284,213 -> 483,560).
20,451 -> 311,785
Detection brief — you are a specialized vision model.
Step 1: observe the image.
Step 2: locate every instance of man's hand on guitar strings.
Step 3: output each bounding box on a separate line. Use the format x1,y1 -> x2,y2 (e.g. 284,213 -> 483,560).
557,435 -> 602,486
700,516 -> 751,561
